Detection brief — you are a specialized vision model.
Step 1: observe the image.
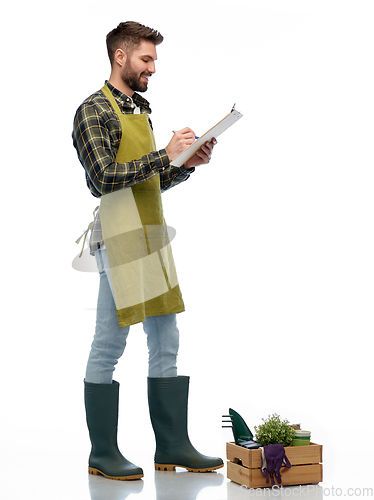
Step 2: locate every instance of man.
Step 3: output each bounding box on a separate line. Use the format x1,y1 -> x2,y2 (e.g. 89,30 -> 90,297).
72,21 -> 223,480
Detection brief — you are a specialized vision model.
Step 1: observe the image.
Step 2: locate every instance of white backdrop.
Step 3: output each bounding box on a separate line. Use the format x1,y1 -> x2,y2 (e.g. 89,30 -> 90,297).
1,0 -> 373,498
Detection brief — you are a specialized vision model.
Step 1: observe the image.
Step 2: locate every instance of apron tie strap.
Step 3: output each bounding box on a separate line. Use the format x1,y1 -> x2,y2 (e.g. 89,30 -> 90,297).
75,207 -> 99,257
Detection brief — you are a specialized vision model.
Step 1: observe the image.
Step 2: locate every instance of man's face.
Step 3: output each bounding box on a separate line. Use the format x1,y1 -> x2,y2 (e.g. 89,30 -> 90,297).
121,40 -> 157,93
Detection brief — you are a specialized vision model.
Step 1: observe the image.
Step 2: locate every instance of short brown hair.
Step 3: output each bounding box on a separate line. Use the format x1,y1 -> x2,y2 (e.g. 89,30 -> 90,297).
106,21 -> 164,66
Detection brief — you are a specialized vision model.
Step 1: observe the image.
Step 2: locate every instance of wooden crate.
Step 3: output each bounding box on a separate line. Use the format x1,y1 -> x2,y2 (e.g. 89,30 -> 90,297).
227,442 -> 323,489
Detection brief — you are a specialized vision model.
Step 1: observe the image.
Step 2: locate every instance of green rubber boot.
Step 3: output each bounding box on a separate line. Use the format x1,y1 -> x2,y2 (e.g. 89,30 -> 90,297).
84,380 -> 143,480
148,376 -> 224,472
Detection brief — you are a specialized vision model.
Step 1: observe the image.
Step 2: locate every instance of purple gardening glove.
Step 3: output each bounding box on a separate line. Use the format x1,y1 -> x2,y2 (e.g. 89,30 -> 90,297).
261,444 -> 292,486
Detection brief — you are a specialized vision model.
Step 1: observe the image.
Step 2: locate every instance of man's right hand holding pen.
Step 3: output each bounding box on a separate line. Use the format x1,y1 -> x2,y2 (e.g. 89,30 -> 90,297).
165,128 -> 217,170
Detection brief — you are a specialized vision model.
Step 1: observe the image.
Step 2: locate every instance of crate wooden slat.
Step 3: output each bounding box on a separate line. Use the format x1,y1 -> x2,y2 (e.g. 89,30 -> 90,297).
226,442 -> 323,489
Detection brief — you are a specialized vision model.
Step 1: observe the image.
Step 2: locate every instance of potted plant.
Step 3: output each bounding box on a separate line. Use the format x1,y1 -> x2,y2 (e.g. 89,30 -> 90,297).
254,413 -> 295,447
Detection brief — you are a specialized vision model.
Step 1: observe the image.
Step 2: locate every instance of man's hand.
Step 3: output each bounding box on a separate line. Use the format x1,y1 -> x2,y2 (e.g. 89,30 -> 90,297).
165,129 -> 217,170
184,138 -> 217,170
165,128 -> 196,162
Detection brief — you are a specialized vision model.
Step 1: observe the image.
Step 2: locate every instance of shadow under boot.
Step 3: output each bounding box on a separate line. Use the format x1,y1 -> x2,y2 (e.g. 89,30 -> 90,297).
84,380 -> 143,480
154,470 -> 224,500
148,376 -> 223,472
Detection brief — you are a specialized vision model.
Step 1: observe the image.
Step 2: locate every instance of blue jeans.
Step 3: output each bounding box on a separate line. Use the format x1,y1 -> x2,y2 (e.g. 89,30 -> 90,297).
85,247 -> 180,384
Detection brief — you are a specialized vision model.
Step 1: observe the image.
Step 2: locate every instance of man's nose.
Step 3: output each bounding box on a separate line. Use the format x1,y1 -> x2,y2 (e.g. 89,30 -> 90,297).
149,61 -> 156,74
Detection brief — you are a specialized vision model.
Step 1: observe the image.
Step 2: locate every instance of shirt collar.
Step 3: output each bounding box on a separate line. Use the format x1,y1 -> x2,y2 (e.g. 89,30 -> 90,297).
105,80 -> 152,114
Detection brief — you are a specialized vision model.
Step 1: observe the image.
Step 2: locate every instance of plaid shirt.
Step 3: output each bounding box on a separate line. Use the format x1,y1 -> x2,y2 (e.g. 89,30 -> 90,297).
72,81 -> 194,254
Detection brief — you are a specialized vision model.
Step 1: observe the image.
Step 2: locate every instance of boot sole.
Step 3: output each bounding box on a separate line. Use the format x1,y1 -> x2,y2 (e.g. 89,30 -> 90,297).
155,463 -> 224,473
89,467 -> 143,480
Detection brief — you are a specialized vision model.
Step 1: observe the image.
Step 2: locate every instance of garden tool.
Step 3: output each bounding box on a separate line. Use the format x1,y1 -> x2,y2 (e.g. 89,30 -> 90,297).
222,408 -> 262,449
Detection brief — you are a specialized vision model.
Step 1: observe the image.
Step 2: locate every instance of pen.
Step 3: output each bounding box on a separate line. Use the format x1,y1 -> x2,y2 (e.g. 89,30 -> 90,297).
172,130 -> 199,140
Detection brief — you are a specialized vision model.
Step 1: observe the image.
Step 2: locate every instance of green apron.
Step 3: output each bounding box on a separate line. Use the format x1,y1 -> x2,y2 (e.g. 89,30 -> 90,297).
99,85 -> 184,327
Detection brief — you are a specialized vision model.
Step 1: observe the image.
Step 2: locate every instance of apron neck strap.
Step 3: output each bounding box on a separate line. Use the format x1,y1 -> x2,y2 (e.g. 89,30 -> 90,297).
101,85 -> 127,117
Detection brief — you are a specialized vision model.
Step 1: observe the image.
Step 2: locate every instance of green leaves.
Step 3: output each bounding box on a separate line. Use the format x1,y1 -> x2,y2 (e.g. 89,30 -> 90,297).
254,413 -> 296,447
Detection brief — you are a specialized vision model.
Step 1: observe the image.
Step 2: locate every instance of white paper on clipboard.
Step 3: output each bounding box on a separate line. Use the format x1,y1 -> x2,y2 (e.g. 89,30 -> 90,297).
170,109 -> 243,168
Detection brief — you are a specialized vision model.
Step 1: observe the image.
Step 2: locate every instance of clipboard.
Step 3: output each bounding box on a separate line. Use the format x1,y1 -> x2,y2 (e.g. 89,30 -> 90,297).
170,107 -> 243,167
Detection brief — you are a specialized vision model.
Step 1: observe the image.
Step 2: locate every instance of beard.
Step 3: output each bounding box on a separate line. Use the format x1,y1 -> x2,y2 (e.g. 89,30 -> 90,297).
121,58 -> 150,93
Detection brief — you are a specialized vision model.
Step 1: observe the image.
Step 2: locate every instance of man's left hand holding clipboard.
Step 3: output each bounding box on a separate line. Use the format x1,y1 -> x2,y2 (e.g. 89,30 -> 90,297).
165,128 -> 217,170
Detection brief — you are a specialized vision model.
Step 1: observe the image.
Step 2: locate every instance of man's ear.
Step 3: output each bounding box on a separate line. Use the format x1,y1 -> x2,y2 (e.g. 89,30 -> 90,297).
114,48 -> 127,68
